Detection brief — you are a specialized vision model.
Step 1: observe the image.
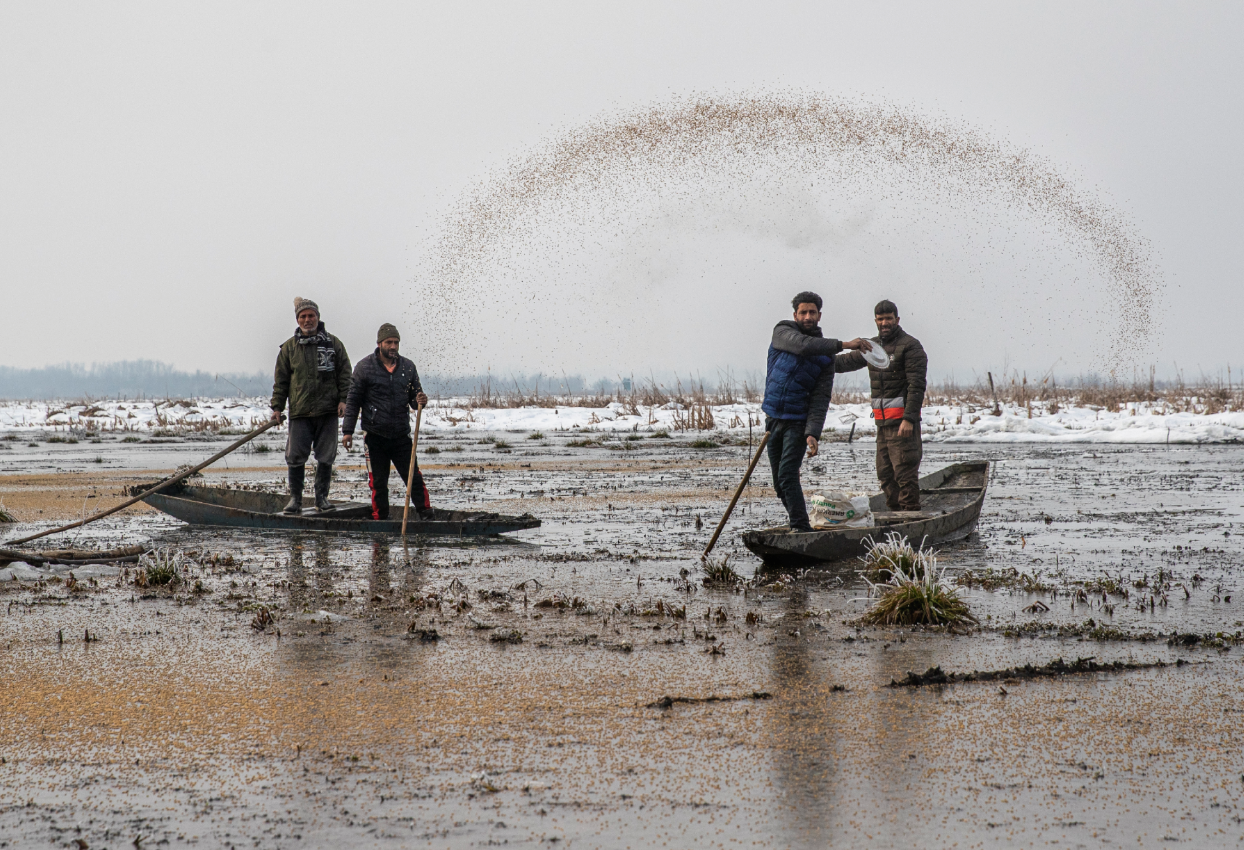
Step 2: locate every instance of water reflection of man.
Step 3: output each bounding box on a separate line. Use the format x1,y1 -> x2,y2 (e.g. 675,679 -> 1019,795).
835,300 -> 928,512
286,535 -> 334,613
762,291 -> 873,532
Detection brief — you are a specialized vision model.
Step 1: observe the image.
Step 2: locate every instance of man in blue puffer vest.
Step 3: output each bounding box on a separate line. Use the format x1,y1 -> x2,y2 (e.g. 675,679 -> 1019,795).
762,291 -> 873,532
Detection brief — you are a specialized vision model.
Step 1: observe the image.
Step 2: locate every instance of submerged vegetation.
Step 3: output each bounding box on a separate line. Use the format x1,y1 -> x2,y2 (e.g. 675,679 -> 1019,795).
860,533 -> 977,628
702,555 -> 744,588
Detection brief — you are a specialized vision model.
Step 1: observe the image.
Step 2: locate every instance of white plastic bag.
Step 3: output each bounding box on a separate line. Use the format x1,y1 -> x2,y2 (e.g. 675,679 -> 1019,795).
808,491 -> 873,530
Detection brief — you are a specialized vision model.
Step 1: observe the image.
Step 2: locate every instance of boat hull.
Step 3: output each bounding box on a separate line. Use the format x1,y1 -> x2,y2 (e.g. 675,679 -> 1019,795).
741,461 -> 988,567
140,484 -> 541,537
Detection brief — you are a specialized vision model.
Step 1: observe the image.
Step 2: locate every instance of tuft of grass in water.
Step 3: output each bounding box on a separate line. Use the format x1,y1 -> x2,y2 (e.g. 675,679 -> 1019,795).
138,548 -> 184,586
446,444 -> 465,452
253,442 -> 271,453
92,456 -> 104,464
566,438 -> 598,448
47,435 -> 78,444
689,439 -> 719,449
625,434 -> 643,441
859,534 -> 925,582
649,430 -> 671,439
702,555 -> 743,587
859,533 -> 977,628
493,439 -> 511,450
121,435 -> 141,443
423,446 -> 441,454
528,432 -> 544,440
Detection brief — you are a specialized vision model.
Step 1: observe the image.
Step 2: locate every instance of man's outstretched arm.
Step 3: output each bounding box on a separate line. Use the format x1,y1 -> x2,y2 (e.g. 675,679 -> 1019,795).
771,323 -> 843,358
835,350 -> 867,373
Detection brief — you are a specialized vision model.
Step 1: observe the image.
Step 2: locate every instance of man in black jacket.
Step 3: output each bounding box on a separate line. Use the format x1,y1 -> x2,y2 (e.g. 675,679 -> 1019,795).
341,323 -> 432,520
762,291 -> 873,532
835,299 -> 928,511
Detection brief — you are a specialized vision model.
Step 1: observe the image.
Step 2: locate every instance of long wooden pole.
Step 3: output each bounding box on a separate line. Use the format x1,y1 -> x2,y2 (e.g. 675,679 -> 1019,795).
702,431 -> 770,559
400,404 -> 425,538
5,418 -> 282,547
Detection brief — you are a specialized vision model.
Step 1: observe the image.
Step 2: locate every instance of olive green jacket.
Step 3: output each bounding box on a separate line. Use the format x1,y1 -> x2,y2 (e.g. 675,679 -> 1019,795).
270,326 -> 352,419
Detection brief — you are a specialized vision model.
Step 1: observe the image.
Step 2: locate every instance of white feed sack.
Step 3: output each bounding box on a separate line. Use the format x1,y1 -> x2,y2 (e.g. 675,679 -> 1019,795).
808,492 -> 873,530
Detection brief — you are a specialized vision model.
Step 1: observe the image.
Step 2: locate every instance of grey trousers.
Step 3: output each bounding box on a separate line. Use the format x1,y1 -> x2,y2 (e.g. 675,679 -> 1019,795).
285,414 -> 339,467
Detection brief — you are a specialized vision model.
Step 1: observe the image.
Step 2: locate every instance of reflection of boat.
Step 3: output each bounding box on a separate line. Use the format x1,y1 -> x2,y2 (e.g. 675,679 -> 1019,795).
135,483 -> 541,536
741,461 -> 988,567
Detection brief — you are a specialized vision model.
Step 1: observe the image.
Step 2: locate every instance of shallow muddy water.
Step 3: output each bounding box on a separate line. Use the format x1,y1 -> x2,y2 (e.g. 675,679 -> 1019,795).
2,433 -> 1242,848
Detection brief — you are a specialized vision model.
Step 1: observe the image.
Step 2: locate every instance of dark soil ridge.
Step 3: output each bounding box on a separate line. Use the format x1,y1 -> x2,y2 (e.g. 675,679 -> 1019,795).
646,691 -> 772,709
889,656 -> 1193,688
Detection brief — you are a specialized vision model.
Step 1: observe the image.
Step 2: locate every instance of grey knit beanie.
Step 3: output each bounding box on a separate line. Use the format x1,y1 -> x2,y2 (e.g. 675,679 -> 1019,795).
377,323 -> 400,343
294,297 -> 319,317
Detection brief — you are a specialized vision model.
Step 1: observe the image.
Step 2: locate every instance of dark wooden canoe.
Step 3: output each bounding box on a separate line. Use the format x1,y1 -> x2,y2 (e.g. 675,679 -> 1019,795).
741,461 -> 988,567
135,482 -> 541,536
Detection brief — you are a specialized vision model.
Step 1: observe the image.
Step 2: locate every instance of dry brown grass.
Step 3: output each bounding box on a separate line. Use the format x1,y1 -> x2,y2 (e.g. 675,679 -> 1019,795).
444,370 -> 1243,416
457,372 -> 761,411
842,368 -> 1244,415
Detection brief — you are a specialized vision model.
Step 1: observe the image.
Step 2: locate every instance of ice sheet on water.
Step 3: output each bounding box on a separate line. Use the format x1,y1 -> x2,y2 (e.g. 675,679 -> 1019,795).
46,563 -> 122,578
293,609 -> 350,623
0,562 -> 46,581
0,562 -> 121,581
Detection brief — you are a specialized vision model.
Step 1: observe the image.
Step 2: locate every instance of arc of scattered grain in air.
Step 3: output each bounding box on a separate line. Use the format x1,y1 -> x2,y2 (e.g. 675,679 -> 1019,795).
418,91 -> 1158,375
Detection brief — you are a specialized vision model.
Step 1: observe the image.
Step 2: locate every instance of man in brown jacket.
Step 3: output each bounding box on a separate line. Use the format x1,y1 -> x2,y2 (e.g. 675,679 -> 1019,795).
269,297 -> 352,513
835,300 -> 928,511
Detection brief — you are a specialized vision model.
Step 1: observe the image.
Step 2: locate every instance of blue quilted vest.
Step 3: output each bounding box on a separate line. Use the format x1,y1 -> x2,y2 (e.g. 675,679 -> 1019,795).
762,345 -> 833,421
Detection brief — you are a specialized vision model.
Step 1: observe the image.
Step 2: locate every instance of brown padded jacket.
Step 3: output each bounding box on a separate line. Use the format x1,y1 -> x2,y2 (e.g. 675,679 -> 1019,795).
834,326 -> 927,425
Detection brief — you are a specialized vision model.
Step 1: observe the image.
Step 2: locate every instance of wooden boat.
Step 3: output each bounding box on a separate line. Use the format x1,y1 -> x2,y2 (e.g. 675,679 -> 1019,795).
741,461 -> 988,567
133,482 -> 541,536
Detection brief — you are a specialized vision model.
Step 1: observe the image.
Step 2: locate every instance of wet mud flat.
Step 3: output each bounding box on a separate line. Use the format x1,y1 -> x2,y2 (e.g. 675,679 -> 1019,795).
2,433 -> 1243,848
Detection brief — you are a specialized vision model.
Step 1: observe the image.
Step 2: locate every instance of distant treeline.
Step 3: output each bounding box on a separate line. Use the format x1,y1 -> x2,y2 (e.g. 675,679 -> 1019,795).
0,361 -> 612,401
0,361 -> 272,400
5,360 -> 1225,405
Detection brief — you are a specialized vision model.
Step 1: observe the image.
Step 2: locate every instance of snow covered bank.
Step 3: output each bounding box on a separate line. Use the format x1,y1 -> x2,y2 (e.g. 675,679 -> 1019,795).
0,398 -> 1241,444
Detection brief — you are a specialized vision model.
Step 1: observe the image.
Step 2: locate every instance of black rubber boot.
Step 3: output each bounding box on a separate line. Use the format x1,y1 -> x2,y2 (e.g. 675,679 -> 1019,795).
314,464 -> 333,512
283,465 -> 305,514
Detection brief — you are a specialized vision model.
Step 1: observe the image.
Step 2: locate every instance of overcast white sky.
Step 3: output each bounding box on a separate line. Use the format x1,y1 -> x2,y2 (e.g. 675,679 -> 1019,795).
2,2 -> 1240,383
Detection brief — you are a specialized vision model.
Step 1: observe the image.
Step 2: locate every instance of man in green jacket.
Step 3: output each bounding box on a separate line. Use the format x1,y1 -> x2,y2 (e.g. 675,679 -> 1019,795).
269,297 -> 352,513
835,299 -> 928,512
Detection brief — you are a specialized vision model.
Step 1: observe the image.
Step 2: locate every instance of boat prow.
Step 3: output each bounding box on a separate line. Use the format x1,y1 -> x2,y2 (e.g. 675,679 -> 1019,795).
741,461 -> 988,567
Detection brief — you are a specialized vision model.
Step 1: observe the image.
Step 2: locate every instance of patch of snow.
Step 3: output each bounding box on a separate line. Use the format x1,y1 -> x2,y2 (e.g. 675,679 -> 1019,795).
0,398 -> 1240,443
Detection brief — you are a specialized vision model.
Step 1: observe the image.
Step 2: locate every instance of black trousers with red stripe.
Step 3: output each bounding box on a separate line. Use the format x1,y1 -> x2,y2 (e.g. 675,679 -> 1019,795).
363,432 -> 430,520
